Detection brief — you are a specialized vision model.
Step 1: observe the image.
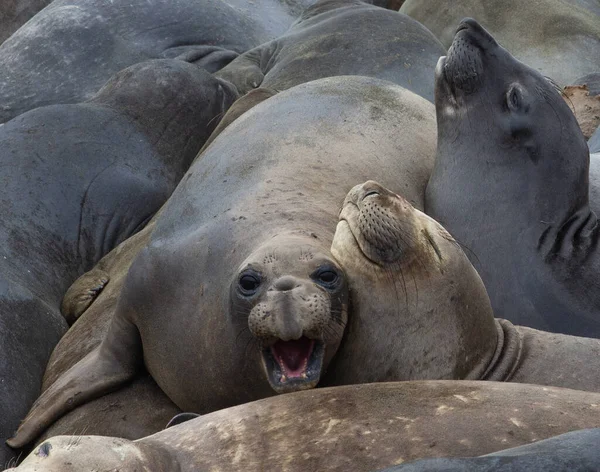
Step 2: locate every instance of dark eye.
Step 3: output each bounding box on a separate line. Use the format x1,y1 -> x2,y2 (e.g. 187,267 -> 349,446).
506,86 -> 522,112
312,267 -> 340,289
238,272 -> 261,295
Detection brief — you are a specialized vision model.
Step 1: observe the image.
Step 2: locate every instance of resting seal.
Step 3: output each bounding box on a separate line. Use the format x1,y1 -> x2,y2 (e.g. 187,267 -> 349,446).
0,0 -> 304,123
0,59 -> 236,465
383,429 -> 600,472
399,0 -> 600,85
216,0 -> 445,101
8,381 -> 600,471
8,76 -> 436,449
325,180 -> 600,392
425,19 -> 600,337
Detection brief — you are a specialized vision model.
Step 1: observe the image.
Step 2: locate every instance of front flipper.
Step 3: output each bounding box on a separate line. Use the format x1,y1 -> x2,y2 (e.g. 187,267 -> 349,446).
61,267 -> 110,325
6,312 -> 142,449
215,45 -> 273,95
161,45 -> 239,73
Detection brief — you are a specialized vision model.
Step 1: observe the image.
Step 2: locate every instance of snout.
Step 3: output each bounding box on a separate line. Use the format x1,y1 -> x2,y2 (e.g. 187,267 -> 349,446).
455,18 -> 498,49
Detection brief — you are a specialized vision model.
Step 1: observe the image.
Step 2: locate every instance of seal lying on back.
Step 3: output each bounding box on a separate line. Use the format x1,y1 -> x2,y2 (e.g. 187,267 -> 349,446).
383,429 -> 600,472
0,59 -> 236,466
8,382 -> 600,472
8,76 -> 436,449
400,0 -> 600,85
0,0 -> 299,123
425,19 -> 600,337
324,180 -> 600,392
216,0 -> 446,101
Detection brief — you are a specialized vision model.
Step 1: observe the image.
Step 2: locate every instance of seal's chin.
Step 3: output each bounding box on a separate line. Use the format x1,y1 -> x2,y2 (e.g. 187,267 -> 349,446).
262,337 -> 324,393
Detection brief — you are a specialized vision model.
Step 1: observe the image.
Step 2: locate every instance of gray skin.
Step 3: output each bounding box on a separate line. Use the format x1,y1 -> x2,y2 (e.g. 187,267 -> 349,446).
0,0 -> 51,45
326,181 -> 600,392
0,59 -> 237,466
382,429 -> 600,472
216,0 -> 446,102
425,19 -> 600,338
8,381 -> 600,472
575,73 -> 600,96
0,0 -> 308,124
7,75 -> 436,450
400,0 -> 600,85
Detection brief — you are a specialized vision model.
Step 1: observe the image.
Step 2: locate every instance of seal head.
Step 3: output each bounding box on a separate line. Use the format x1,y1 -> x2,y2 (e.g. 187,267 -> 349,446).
233,234 -> 348,393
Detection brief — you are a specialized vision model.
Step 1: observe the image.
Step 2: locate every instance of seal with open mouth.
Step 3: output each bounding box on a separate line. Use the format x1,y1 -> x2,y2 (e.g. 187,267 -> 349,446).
426,18 -> 600,337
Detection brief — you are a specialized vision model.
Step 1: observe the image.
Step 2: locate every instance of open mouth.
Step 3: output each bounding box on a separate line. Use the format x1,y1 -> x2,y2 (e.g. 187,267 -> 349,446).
262,336 -> 324,393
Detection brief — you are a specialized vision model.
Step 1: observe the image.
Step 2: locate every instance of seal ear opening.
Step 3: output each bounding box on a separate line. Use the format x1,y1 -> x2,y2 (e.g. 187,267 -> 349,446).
6,314 -> 142,450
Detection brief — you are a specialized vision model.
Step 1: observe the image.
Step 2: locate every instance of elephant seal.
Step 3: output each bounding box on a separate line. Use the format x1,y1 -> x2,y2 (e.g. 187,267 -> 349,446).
324,180 -> 600,392
0,0 -> 305,123
425,19 -> 600,337
216,0 -> 446,101
0,0 -> 50,44
8,75 -> 436,450
8,381 -> 600,472
0,59 -> 236,466
399,0 -> 600,85
383,428 -> 600,472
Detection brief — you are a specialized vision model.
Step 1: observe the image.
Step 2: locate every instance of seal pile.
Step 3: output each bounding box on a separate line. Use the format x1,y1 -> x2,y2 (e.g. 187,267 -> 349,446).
0,0 -> 599,470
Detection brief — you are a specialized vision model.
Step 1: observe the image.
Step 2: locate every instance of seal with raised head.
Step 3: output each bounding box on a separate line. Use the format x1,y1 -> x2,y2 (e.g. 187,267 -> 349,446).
324,180 -> 600,392
425,19 -> 600,337
8,75 -> 436,449
0,59 -> 236,466
0,0 -> 307,123
216,0 -> 446,101
8,382 -> 600,472
399,0 -> 600,85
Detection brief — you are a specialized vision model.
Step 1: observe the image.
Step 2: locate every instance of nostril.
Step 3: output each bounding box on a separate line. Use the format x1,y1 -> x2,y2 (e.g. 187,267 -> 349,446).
273,275 -> 297,292
363,190 -> 380,199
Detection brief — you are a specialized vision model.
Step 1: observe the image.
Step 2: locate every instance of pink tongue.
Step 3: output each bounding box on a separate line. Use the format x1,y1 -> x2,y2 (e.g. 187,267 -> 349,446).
271,337 -> 314,378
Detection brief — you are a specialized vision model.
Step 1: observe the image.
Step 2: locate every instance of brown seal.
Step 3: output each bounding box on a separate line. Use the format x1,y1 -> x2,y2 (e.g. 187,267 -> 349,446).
9,381 -> 600,472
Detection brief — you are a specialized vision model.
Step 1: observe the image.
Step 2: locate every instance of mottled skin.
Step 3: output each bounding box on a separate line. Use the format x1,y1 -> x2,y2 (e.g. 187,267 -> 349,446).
0,59 -> 236,466
8,76 -> 436,450
216,0 -> 446,101
426,19 -> 600,337
0,0 -> 50,44
383,429 -> 600,472
400,0 -> 600,85
9,382 -> 600,472
0,0 -> 310,123
326,181 -> 600,393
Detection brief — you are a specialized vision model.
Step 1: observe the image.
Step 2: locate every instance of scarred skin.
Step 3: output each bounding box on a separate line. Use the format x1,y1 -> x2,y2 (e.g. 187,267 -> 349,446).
216,0 -> 446,101
0,59 -> 237,466
7,76 -> 436,451
426,19 -> 600,337
325,180 -> 600,393
9,381 -> 600,472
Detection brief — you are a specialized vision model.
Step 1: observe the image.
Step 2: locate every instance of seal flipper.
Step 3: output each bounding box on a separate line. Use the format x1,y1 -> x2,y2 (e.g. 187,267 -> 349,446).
215,45 -> 272,95
6,312 -> 142,449
61,267 -> 110,325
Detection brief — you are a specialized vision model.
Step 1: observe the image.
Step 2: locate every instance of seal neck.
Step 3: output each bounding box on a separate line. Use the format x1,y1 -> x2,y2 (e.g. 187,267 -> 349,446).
479,318 -> 523,381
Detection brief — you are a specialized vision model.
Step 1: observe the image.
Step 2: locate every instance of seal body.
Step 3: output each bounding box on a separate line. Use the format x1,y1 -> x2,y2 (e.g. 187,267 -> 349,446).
0,0 -> 50,44
400,0 -> 600,85
8,76 -> 436,450
216,0 -> 446,101
426,19 -> 600,337
0,0 -> 299,123
383,429 -> 600,472
0,59 -> 236,466
326,180 -> 600,393
10,382 -> 600,472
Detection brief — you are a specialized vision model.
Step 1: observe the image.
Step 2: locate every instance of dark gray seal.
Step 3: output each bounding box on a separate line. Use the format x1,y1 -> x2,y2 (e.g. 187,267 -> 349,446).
8,382 -> 600,472
324,180 -> 600,393
0,0 -> 50,44
0,0 -> 305,123
400,0 -> 600,85
216,0 -> 446,101
0,59 -> 236,466
8,75 -> 436,449
425,19 -> 600,337
382,429 -> 600,472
